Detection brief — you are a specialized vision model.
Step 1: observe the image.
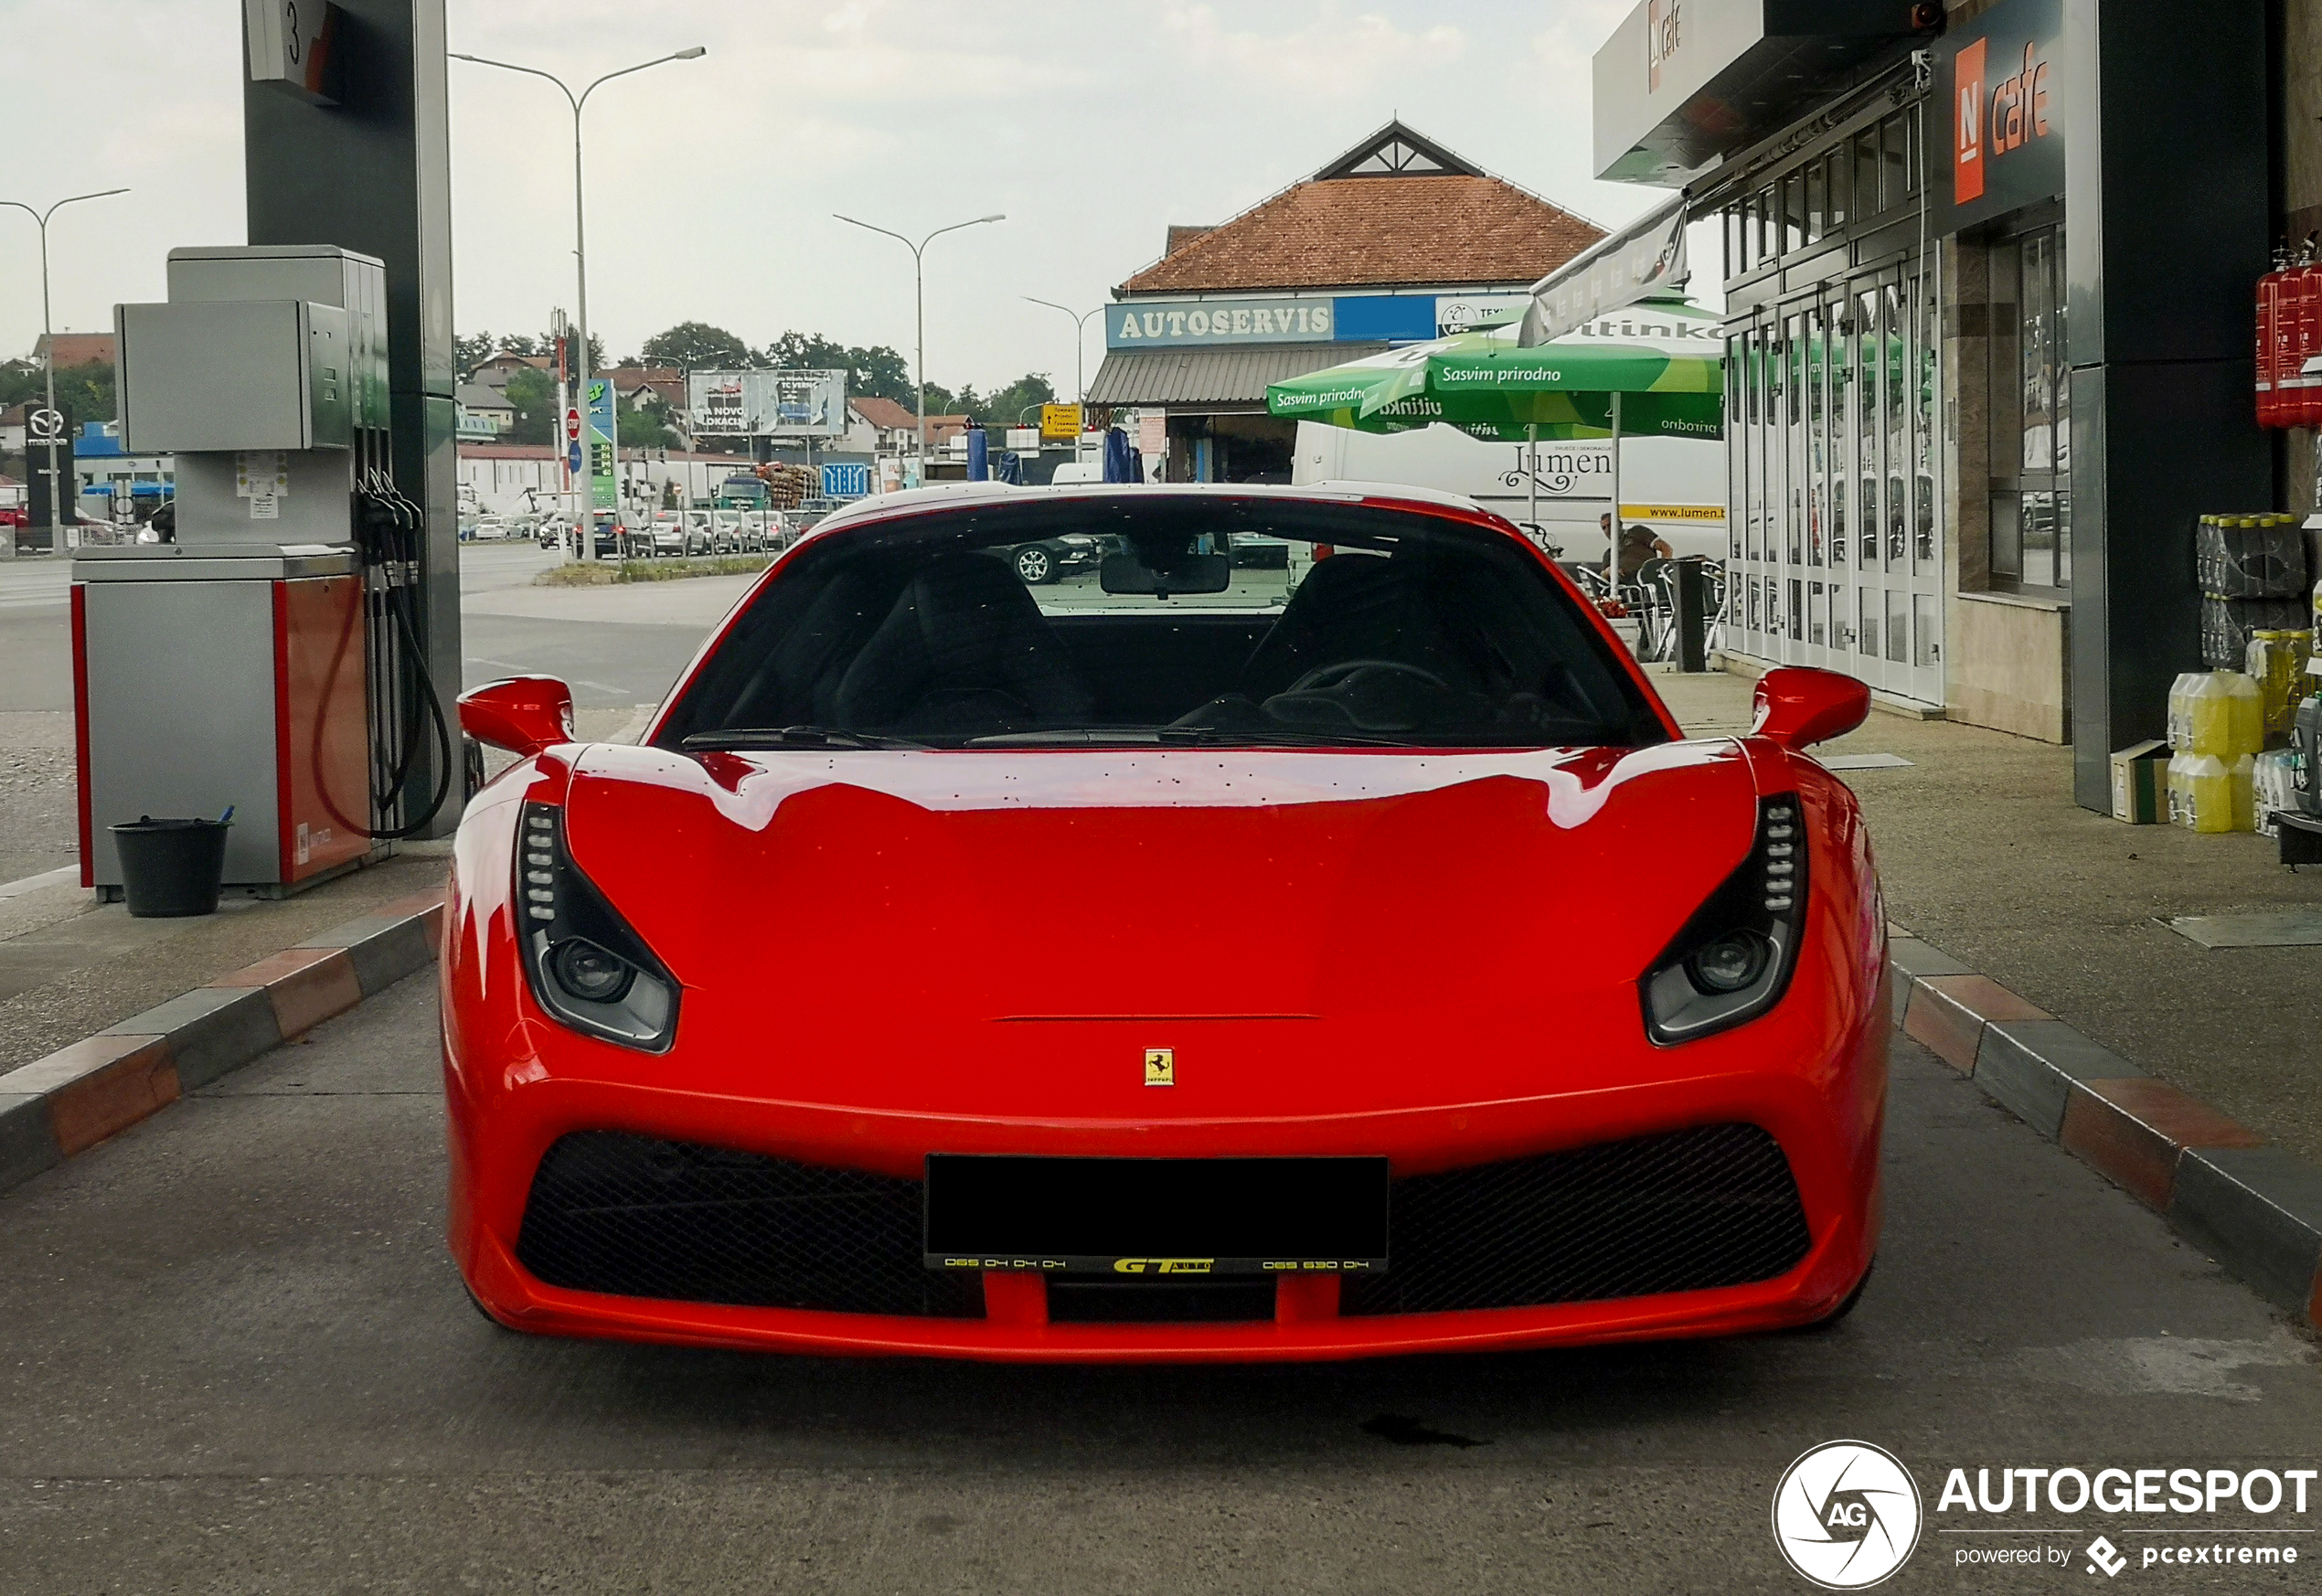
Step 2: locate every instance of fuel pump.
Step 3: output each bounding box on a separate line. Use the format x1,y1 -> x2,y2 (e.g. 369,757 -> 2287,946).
76,243 -> 453,899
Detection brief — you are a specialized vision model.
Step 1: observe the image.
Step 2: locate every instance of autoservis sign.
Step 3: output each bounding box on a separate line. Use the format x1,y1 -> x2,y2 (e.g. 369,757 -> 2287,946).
1933,0 -> 2063,235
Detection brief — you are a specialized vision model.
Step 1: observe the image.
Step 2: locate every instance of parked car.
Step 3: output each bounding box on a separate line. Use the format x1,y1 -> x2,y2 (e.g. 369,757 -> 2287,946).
446,482 -> 1884,1359
1009,534 -> 1104,585
535,515 -> 571,549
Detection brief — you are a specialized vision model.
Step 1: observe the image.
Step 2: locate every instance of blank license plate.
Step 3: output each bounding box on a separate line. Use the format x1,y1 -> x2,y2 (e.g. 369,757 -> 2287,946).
923,1154 -> 1389,1275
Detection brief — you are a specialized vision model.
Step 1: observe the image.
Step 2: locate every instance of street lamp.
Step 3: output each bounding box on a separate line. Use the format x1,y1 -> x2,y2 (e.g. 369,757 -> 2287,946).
450,45 -> 706,558
1,187 -> 129,556
1022,297 -> 1102,405
833,212 -> 1005,468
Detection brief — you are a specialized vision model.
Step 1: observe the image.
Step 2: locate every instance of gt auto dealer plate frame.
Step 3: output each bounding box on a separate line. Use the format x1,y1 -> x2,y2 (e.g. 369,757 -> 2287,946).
922,1154 -> 1390,1275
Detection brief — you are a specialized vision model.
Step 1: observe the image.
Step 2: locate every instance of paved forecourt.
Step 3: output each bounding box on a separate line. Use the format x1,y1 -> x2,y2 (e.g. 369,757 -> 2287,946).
4,971 -> 2322,1592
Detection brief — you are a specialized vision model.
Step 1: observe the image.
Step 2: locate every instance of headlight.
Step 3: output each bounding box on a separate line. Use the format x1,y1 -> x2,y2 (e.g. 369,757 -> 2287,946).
515,802 -> 679,1051
1640,795 -> 1806,1044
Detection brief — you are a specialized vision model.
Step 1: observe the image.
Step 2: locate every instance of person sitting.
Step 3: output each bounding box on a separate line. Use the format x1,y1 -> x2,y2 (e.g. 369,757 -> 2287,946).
1603,513 -> 1673,584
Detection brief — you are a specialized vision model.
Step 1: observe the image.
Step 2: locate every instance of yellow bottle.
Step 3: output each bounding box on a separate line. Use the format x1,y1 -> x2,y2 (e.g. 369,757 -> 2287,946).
2185,671 -> 2264,759
2168,672 -> 2201,750
2245,632 -> 2305,747
2179,752 -> 2239,833
2232,751 -> 2259,831
2167,750 -> 2196,827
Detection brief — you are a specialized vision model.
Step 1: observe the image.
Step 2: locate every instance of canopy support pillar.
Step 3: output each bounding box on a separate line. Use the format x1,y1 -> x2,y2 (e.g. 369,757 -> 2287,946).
1608,391 -> 1623,569
1526,423 -> 1538,533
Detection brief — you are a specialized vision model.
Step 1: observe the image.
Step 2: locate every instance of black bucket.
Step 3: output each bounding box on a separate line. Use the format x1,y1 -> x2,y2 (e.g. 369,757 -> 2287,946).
110,815 -> 231,918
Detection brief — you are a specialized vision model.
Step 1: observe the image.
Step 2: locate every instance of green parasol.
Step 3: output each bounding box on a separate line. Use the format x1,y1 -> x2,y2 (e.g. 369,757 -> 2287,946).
1267,294 -> 1727,530
1266,295 -> 1725,444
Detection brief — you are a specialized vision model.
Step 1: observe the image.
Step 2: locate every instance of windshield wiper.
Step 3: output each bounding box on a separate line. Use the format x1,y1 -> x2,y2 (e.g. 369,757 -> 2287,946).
963,729 -> 1164,747
682,725 -> 928,751
1154,725 -> 1414,750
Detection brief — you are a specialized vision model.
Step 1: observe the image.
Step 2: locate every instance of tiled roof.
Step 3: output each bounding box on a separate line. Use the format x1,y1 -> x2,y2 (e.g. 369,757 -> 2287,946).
35,332 -> 115,367
848,396 -> 918,431
1085,343 -> 1390,407
1119,173 -> 1602,294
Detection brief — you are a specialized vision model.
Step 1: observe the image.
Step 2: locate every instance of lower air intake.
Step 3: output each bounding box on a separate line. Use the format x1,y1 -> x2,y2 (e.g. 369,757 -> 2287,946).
1343,1123 -> 1811,1316
515,1132 -> 981,1318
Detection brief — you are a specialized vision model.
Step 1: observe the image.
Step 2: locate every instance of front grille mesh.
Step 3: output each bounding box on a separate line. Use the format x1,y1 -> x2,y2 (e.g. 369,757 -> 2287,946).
1342,1123 -> 1811,1316
515,1132 -> 981,1317
514,1124 -> 1807,1324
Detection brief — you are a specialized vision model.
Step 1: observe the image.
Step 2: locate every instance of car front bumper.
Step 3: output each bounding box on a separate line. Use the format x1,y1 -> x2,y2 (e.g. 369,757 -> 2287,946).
446,953 -> 1884,1364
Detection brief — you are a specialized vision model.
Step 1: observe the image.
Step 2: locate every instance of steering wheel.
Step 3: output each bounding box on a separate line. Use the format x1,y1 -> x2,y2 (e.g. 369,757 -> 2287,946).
1284,659 -> 1449,696
1264,659 -> 1455,733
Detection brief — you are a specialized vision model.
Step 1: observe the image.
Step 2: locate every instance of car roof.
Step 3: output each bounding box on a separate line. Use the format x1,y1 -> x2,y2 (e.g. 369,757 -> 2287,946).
804,479 -> 1511,541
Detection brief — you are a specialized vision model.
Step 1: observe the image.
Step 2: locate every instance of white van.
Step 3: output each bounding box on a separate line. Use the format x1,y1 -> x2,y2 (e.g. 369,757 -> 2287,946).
1291,420 -> 1727,569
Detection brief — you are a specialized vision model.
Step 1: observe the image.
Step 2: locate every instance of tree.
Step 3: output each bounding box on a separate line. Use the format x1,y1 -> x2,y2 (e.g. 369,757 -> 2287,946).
640,322 -> 754,371
0,360 -> 113,423
502,367 -> 558,444
51,361 -> 114,425
618,405 -> 676,450
975,372 -> 1059,426
453,331 -> 496,378
762,332 -> 912,404
542,330 -> 605,372
0,361 -> 43,410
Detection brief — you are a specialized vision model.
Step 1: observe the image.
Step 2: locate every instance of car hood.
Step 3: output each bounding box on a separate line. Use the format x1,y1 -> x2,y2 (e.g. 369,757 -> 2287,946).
557,741 -> 1766,1119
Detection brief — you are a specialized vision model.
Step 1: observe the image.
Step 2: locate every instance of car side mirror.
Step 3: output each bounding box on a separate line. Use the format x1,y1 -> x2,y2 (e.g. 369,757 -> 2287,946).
458,676 -> 575,758
1751,665 -> 1870,750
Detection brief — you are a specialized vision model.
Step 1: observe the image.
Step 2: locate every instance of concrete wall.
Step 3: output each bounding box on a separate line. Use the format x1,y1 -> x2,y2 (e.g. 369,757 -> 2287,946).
1949,592 -> 2070,741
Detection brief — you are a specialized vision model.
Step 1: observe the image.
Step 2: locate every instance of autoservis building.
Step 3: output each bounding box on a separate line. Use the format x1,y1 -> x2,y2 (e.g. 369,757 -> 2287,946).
1087,122 -> 1605,484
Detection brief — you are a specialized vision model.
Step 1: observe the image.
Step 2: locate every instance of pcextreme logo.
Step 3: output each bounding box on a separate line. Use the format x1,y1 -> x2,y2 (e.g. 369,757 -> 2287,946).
1773,1441 -> 1923,1590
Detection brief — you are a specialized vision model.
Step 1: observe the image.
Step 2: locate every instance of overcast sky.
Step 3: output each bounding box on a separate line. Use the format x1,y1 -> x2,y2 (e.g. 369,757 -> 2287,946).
4,0 -> 1680,392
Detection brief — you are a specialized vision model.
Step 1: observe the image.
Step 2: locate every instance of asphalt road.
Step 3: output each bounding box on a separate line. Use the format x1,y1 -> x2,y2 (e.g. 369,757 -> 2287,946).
3,972 -> 2319,1593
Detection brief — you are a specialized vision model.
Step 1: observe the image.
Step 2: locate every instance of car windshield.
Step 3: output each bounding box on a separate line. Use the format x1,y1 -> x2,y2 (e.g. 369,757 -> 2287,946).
656,493 -> 1667,752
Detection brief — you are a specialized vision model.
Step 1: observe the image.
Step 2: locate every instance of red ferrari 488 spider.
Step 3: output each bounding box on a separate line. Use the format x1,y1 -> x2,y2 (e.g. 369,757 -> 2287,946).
444,484 -> 1887,1361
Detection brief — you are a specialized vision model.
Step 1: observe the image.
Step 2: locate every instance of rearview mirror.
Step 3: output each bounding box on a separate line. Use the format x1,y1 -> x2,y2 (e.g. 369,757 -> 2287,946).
1751,665 -> 1870,751
1101,550 -> 1231,597
458,676 -> 575,758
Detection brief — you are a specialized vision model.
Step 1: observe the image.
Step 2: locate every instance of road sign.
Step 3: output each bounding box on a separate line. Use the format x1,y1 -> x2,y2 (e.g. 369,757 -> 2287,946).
820,463 -> 870,499
568,442 -> 583,475
565,408 -> 580,442
1039,403 -> 1083,441
27,408 -> 65,443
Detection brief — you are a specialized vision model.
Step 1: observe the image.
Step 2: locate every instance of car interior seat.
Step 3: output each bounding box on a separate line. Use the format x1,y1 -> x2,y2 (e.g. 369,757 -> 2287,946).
833,550 -> 1094,734
1238,551 -> 1481,702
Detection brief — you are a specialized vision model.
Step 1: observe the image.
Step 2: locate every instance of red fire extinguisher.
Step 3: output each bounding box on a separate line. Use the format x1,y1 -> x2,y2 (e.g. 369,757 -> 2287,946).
2297,242 -> 2322,427
2258,249 -> 2285,428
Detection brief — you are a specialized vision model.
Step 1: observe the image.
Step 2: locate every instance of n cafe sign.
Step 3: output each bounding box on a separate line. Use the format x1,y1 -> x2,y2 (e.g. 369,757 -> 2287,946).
1935,0 -> 2062,234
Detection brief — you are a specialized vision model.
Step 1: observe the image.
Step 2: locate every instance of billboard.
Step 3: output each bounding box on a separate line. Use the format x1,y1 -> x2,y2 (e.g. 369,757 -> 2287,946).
688,369 -> 847,437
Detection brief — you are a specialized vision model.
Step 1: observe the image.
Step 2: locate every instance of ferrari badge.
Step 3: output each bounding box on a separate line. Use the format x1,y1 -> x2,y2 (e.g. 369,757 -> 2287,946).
1143,1048 -> 1174,1087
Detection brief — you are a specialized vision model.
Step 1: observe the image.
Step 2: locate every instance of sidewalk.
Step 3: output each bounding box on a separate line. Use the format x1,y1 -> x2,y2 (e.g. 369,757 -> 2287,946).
1655,664 -> 2322,1166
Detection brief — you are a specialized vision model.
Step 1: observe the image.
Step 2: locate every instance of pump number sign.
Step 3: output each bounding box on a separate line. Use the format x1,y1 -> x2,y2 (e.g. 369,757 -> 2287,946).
586,380 -> 616,513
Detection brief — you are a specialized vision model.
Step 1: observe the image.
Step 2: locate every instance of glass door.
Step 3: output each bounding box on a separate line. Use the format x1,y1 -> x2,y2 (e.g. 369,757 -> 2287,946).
1722,253 -> 1943,703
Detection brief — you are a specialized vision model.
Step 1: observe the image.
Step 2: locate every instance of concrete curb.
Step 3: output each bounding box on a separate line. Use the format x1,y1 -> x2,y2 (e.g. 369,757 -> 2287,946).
1887,926 -> 2322,1329
0,887 -> 444,1198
